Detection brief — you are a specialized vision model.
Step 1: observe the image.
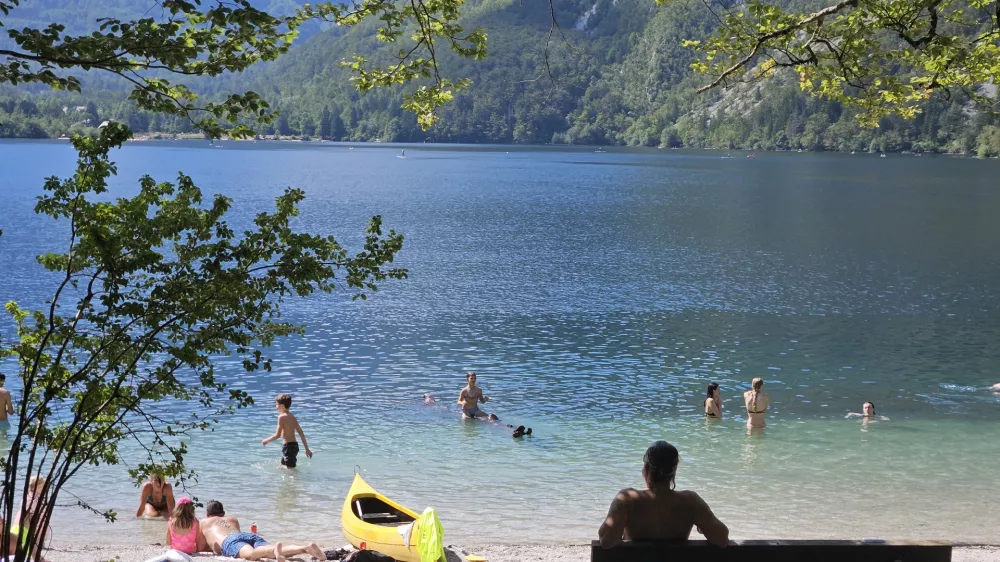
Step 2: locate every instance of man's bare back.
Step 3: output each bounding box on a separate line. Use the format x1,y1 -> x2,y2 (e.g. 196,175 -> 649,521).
201,515 -> 241,554
599,487 -> 729,548
0,383 -> 14,422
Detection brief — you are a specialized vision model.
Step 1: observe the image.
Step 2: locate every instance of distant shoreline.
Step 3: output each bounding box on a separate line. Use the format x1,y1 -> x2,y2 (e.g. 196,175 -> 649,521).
3,135 -> 997,158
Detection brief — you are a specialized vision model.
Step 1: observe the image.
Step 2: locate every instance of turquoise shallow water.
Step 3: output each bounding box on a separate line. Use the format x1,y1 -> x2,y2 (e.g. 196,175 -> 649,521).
1,140 -> 999,546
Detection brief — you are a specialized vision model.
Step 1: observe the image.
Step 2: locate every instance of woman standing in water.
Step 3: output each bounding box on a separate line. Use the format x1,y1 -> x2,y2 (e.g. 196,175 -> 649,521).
743,378 -> 769,429
704,383 -> 722,418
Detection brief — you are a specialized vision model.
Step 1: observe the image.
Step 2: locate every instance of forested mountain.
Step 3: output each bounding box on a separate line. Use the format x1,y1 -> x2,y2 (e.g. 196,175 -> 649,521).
2,0 -> 999,155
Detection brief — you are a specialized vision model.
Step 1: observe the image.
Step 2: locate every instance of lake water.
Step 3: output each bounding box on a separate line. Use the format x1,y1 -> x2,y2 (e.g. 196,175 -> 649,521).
1,140 -> 999,548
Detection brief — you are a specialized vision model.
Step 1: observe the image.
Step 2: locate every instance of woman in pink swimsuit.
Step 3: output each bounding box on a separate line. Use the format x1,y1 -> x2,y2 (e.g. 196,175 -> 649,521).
166,496 -> 203,554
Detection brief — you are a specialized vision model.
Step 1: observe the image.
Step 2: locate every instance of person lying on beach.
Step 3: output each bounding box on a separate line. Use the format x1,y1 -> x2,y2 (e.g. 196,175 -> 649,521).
200,500 -> 326,561
598,441 -> 729,549
261,394 -> 313,469
166,497 -> 205,554
458,372 -> 494,420
704,382 -> 722,418
845,401 -> 890,421
136,473 -> 175,518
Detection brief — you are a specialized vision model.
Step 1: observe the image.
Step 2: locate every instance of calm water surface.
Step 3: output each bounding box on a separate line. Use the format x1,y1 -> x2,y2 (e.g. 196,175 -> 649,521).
1,140 -> 999,546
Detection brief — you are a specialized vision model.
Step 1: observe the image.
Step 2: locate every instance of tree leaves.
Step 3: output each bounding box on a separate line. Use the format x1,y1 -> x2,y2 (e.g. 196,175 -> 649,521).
0,122 -> 406,560
1,0 -> 489,134
670,0 -> 1000,126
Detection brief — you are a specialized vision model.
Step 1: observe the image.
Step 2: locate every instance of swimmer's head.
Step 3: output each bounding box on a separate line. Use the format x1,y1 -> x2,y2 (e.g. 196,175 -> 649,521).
423,394 -> 435,405
642,440 -> 679,491
862,401 -> 875,416
707,382 -> 720,398
751,377 -> 764,391
466,372 -> 477,384
488,413 -> 499,421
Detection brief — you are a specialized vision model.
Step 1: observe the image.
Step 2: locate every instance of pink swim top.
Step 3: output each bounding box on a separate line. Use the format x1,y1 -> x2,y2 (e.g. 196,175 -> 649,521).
168,518 -> 199,554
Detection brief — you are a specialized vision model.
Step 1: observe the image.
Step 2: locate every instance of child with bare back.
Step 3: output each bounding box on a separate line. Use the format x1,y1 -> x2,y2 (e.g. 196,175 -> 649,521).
261,394 -> 312,468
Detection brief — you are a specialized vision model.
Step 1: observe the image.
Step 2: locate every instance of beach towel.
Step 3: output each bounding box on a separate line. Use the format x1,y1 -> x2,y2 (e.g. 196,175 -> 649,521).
140,549 -> 194,562
415,507 -> 445,562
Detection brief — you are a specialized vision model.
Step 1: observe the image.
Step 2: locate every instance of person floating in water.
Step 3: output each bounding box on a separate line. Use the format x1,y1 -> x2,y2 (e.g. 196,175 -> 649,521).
704,382 -> 722,418
992,383 -> 1000,393
458,372 -> 493,420
845,401 -> 889,421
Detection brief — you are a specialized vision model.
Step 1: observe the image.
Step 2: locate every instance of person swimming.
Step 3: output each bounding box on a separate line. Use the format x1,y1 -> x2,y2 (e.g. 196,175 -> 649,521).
743,377 -> 769,429
846,401 -> 889,421
704,382 -> 722,418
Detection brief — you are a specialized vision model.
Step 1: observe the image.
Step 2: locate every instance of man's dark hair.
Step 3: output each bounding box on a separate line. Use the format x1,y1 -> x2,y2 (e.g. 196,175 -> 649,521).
276,394 -> 292,409
0,373 -> 6,383
206,500 -> 225,516
643,441 -> 680,490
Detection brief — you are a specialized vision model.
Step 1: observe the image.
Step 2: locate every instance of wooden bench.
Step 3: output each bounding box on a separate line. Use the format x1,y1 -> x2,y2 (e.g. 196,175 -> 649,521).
591,540 -> 952,562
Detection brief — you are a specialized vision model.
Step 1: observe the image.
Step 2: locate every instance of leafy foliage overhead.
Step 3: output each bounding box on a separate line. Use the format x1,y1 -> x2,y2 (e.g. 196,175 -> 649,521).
0,0 -> 487,135
674,0 -> 1000,125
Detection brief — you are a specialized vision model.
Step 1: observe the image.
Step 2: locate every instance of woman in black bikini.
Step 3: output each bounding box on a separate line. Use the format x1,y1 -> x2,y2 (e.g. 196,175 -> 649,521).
743,377 -> 769,429
135,473 -> 175,518
704,383 -> 722,418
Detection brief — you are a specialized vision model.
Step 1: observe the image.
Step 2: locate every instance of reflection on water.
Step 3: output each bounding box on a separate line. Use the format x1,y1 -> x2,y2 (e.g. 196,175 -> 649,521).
1,142 -> 1000,545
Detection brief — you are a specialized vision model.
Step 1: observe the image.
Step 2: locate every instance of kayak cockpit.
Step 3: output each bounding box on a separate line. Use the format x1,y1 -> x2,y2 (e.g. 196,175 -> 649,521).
352,496 -> 417,526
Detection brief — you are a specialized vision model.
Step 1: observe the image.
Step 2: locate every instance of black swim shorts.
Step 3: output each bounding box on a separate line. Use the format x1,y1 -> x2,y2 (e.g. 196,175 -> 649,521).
281,441 -> 300,468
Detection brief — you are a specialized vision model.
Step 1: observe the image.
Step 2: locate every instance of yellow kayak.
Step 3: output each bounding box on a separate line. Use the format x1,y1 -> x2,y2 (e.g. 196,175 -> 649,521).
341,473 -> 422,562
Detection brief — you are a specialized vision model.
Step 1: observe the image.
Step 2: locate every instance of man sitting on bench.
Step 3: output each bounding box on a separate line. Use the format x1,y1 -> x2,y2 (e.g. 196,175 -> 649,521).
598,441 -> 729,549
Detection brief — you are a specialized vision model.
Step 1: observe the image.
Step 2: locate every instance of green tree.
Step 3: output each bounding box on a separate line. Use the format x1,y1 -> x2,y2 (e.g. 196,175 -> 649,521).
0,0 -> 487,135
672,0 -> 1000,126
976,125 -> 1000,157
0,122 -> 407,561
320,106 -> 333,139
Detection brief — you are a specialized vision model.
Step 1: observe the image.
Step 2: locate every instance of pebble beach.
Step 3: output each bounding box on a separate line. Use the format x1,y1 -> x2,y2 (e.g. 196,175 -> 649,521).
43,543 -> 1000,562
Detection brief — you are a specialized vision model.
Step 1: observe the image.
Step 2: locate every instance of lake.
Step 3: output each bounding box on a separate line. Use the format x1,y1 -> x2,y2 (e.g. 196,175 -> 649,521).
1,140 -> 999,547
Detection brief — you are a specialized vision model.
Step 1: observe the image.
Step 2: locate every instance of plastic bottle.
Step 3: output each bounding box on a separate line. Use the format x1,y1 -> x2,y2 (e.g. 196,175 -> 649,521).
250,522 -> 258,534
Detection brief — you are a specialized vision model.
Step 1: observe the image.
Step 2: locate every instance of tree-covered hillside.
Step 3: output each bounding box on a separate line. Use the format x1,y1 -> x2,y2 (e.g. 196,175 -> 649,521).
3,0 -> 999,155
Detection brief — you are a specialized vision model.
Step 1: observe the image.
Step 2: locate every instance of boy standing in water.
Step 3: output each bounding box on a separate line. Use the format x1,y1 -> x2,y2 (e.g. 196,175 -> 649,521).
261,394 -> 313,468
458,372 -> 494,419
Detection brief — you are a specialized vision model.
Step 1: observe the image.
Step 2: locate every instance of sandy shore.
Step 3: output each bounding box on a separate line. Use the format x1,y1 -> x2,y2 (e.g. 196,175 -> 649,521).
42,543 -> 1000,562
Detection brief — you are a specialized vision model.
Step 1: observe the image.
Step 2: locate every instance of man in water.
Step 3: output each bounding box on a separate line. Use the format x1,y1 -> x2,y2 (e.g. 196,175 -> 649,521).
458,372 -> 493,419
200,500 -> 326,561
0,373 -> 14,436
992,383 -> 1000,393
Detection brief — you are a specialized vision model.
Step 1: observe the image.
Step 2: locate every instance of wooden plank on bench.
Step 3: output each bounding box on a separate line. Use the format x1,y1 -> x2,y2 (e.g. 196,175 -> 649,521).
591,540 -> 952,562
